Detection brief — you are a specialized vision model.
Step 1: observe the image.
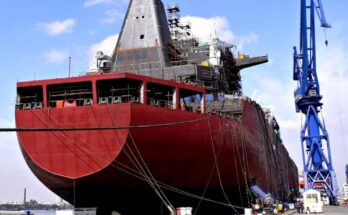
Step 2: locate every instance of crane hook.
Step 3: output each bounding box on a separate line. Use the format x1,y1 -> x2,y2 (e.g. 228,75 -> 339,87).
324,29 -> 329,47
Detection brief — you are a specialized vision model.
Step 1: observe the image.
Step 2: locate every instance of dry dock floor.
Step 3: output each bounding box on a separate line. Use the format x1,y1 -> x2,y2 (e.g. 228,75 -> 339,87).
286,206 -> 348,215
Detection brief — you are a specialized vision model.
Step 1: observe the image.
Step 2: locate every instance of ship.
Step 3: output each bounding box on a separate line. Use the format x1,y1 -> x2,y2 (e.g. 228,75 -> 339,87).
15,0 -> 298,214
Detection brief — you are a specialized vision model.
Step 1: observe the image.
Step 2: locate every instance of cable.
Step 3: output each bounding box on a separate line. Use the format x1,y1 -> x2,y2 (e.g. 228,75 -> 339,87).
128,131 -> 175,213
194,114 -> 228,215
0,117 -> 208,132
231,123 -> 244,206
31,109 -> 102,172
324,28 -> 328,47
206,114 -> 241,214
103,104 -> 175,213
45,118 -> 246,211
255,108 -> 271,193
11,104 -> 258,212
41,104 -> 175,213
112,160 -> 245,210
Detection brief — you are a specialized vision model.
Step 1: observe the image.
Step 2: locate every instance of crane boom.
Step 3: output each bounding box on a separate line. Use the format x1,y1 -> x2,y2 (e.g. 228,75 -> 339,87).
293,0 -> 338,204
315,0 -> 331,28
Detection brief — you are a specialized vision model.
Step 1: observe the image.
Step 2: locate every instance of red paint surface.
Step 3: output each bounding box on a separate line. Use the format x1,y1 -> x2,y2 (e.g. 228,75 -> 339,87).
15,73 -> 298,209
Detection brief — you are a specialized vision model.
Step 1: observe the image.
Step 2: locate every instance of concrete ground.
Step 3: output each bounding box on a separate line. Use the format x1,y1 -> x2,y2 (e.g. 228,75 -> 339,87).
286,206 -> 348,214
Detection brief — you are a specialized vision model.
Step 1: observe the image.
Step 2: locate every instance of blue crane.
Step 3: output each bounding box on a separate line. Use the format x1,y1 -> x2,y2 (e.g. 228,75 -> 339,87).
293,0 -> 338,204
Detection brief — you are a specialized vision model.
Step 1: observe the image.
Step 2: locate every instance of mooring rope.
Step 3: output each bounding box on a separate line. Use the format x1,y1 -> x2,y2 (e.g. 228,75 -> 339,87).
4,107 -> 251,212
0,117 -> 208,132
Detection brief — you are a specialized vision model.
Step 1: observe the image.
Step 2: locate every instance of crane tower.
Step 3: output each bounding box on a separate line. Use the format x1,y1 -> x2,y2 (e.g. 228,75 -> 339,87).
293,0 -> 338,204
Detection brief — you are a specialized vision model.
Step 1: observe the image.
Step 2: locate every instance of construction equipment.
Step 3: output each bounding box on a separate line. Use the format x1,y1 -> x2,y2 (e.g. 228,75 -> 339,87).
293,0 -> 338,204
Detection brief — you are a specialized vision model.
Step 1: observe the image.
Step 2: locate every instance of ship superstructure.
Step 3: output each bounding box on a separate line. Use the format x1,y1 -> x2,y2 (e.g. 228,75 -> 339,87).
90,0 -> 268,97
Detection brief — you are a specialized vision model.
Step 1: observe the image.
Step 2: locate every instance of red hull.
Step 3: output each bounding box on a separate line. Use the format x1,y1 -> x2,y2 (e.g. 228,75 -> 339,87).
15,73 -> 298,214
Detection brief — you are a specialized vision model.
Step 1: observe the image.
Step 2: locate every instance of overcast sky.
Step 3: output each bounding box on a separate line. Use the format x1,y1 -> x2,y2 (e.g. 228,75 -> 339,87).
0,0 -> 347,203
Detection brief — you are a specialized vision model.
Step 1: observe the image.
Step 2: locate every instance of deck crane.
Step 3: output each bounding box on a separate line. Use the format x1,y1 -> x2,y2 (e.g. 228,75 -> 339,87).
293,0 -> 338,204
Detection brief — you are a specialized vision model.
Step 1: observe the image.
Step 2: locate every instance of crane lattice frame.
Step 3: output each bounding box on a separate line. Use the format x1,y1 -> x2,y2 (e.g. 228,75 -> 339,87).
293,0 -> 338,204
